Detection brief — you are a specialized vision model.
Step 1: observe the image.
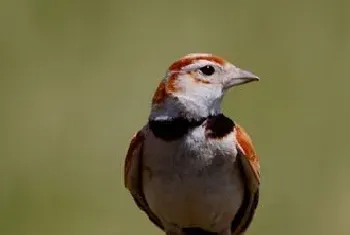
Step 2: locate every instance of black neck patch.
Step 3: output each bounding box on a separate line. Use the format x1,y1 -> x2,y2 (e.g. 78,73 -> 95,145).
205,114 -> 235,138
149,117 -> 206,141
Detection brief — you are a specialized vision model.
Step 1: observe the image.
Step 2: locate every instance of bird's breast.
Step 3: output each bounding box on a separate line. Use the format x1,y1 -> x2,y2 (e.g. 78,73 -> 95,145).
142,126 -> 243,231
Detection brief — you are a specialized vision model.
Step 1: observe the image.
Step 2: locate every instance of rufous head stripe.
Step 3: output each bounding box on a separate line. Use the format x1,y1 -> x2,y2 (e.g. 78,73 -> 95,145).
168,55 -> 225,71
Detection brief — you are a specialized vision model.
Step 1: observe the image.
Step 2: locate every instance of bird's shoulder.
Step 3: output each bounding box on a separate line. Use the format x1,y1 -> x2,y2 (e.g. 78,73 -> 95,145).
233,123 -> 260,185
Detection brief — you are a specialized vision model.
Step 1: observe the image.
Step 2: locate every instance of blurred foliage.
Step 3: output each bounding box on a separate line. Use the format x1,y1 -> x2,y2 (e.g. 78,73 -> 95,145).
1,0 -> 350,235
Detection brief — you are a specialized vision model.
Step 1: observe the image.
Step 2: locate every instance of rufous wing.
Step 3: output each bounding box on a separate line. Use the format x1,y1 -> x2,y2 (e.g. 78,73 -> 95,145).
235,124 -> 260,187
124,130 -> 164,230
231,124 -> 260,235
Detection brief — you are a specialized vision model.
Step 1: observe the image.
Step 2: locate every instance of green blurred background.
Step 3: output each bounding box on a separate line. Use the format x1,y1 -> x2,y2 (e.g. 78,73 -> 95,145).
1,0 -> 349,235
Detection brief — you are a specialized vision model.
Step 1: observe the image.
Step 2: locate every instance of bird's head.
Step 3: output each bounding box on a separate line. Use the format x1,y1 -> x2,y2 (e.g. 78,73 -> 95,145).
149,53 -> 259,121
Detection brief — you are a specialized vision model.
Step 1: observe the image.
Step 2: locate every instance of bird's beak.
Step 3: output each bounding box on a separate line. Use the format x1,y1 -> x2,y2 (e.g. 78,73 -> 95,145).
223,67 -> 259,89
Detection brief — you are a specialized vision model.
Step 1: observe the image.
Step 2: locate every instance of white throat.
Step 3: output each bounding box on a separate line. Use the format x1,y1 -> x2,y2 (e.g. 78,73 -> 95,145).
149,92 -> 223,121
150,71 -> 225,121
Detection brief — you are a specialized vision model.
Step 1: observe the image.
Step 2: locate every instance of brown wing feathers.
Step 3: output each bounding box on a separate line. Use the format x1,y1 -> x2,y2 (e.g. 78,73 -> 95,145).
124,130 -> 164,230
235,125 -> 260,184
231,124 -> 260,235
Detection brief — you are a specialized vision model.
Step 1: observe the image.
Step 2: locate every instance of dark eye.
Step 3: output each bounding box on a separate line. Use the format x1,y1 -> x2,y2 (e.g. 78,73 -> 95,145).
199,65 -> 215,76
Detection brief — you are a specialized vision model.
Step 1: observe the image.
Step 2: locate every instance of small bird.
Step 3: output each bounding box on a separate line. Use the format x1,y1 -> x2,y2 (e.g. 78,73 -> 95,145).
124,53 -> 260,235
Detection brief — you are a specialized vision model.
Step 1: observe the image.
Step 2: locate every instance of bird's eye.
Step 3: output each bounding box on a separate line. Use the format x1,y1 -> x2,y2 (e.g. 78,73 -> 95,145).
199,65 -> 215,76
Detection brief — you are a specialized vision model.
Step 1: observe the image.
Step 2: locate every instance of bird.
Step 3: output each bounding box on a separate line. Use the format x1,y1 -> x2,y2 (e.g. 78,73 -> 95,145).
124,53 -> 260,235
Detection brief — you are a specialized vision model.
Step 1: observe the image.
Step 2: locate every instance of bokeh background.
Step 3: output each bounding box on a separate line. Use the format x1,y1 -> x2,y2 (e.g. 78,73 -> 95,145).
1,0 -> 349,235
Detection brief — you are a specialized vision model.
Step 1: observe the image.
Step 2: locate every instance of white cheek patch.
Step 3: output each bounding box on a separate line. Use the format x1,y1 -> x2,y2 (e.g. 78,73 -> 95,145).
174,77 -> 223,118
151,61 -> 225,120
